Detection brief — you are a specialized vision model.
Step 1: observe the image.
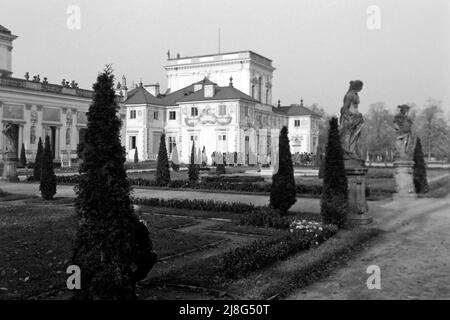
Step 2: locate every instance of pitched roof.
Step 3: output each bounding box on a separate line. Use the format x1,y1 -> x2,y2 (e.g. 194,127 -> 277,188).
177,85 -> 258,103
276,104 -> 321,117
158,77 -> 216,106
0,24 -> 11,35
125,85 -> 164,105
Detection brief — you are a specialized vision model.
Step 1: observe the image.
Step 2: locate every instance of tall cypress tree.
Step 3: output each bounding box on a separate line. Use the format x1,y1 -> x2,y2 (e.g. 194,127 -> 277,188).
19,143 -> 27,168
321,117 -> 348,227
413,137 -> 429,194
134,147 -> 139,163
188,141 -> 199,182
33,137 -> 44,180
72,66 -> 156,300
155,134 -> 170,186
39,136 -> 56,200
270,126 -> 296,214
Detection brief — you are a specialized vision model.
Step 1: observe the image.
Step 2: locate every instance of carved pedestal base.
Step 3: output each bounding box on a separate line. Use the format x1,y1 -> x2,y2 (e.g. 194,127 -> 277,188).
1,155 -> 19,182
393,160 -> 417,200
345,160 -> 372,226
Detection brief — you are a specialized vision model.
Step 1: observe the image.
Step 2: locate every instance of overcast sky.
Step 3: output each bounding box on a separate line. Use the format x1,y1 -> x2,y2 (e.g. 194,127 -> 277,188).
1,0 -> 449,115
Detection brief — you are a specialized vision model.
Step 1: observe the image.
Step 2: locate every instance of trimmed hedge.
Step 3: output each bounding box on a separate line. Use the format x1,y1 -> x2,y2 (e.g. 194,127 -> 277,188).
222,224 -> 338,278
25,175 -> 394,197
132,197 -> 256,214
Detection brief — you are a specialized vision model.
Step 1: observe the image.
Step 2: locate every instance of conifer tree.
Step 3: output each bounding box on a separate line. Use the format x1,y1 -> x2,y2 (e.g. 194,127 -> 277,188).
321,117 -> 348,227
413,137 -> 429,194
19,143 -> 27,168
270,126 -> 296,214
134,147 -> 139,163
72,66 -> 156,300
155,134 -> 170,186
188,141 -> 199,182
39,136 -> 56,200
33,137 -> 44,180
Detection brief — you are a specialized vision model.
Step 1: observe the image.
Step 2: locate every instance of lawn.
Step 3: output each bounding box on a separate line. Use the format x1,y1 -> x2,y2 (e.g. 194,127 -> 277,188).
0,200 -> 222,299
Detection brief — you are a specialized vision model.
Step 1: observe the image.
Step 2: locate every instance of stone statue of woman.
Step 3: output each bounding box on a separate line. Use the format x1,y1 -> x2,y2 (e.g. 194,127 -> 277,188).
393,104 -> 413,160
339,80 -> 364,161
2,123 -> 18,155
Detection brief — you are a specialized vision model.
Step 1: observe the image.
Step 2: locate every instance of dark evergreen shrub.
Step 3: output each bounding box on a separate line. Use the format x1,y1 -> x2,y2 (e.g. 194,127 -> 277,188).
134,147 -> 139,163
188,142 -> 199,182
320,117 -> 348,227
216,164 -> 226,175
19,143 -> 27,168
155,134 -> 170,186
270,126 -> 296,214
39,136 -> 56,200
71,66 -> 156,300
413,137 -> 429,193
33,137 -> 44,181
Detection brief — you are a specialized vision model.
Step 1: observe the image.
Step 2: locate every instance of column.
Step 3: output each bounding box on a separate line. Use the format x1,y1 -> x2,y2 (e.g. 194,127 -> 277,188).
18,124 -> 23,157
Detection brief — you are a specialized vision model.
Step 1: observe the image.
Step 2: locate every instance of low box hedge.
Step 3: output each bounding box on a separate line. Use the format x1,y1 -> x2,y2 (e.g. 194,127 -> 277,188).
222,224 -> 338,279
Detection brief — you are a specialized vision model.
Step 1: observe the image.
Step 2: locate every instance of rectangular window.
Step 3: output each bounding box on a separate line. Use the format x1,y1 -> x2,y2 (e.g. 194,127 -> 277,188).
130,110 -> 136,119
244,106 -> 249,117
218,105 -> 226,116
154,111 -> 159,120
294,120 -> 301,127
168,136 -> 176,154
169,111 -> 176,120
191,107 -> 198,117
130,136 -> 136,149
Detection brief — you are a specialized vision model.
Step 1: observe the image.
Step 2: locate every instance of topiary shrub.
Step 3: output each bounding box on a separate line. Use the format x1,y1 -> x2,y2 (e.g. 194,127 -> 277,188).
188,142 -> 199,183
155,134 -> 170,186
270,126 -> 296,214
216,164 -> 226,175
39,136 -> 56,200
33,137 -> 44,181
71,66 -> 157,300
413,137 -> 429,194
320,117 -> 348,228
134,147 -> 139,163
19,143 -> 27,168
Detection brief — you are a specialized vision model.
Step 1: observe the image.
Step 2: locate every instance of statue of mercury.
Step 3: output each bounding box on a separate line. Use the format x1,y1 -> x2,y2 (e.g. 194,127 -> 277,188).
393,104 -> 413,160
339,80 -> 364,160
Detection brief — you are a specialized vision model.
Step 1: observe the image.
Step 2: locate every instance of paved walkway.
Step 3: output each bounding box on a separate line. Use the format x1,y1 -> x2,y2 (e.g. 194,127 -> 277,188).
0,181 -> 322,213
287,193 -> 450,299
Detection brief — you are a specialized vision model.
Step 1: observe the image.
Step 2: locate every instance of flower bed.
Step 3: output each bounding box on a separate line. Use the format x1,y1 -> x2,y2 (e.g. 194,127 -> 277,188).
239,207 -> 291,229
222,221 -> 338,279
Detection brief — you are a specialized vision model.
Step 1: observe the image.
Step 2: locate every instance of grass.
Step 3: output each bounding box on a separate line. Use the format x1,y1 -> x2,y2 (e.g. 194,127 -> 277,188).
0,201 -> 222,299
207,221 -> 289,237
419,176 -> 450,198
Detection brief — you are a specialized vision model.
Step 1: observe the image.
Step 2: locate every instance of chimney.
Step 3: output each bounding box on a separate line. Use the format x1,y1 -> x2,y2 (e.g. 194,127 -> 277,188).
204,84 -> 215,98
144,83 -> 160,96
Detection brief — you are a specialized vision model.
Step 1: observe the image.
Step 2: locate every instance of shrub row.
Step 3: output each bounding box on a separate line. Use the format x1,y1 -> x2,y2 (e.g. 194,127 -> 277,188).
222,224 -> 338,278
132,197 -> 256,214
25,174 -> 395,197
201,175 -> 265,183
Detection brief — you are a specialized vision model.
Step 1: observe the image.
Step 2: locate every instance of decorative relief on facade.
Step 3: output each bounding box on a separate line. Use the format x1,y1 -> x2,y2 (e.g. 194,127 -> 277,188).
43,107 -> 61,122
184,104 -> 232,127
77,111 -> 87,125
30,110 -> 38,124
3,104 -> 24,120
66,112 -> 73,126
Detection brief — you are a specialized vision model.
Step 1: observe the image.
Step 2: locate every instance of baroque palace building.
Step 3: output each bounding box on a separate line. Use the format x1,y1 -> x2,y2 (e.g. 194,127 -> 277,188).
0,24 -> 126,167
121,51 -> 321,165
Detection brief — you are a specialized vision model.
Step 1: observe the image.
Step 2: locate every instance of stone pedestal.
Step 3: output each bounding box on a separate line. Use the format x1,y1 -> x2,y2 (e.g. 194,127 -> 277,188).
393,160 -> 416,200
1,152 -> 19,182
345,159 -> 372,226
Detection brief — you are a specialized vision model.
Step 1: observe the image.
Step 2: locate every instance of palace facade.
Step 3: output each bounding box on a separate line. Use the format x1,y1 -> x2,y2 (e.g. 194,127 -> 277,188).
122,51 -> 321,165
0,24 -> 126,167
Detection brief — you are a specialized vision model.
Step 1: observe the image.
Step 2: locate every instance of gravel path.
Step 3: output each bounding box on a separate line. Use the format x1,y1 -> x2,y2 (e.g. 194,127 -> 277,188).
287,194 -> 450,300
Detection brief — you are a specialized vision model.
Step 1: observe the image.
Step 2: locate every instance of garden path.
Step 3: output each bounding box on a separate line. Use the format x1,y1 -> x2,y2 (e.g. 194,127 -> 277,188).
287,193 -> 450,299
